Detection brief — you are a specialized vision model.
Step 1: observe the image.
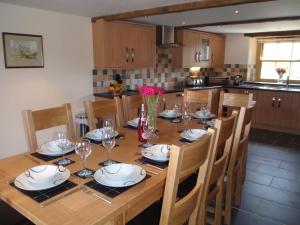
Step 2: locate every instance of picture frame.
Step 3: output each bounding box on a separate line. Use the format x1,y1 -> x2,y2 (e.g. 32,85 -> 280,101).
2,32 -> 44,68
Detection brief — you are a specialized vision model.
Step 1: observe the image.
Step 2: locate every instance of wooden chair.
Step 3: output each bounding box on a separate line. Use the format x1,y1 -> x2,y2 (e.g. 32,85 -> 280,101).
84,97 -> 124,130
199,113 -> 237,225
183,89 -> 213,113
160,128 -> 216,225
22,103 -> 75,152
217,90 -> 253,117
121,94 -> 143,123
224,104 -> 255,225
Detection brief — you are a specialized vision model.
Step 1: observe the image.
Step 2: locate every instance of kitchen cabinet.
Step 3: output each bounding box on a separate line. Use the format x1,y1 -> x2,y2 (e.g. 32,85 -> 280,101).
227,88 -> 300,134
171,30 -> 224,68
92,19 -> 156,69
210,34 -> 225,68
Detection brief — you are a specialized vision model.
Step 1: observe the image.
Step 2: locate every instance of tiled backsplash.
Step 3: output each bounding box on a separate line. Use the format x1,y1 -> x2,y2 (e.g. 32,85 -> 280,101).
93,49 -> 256,93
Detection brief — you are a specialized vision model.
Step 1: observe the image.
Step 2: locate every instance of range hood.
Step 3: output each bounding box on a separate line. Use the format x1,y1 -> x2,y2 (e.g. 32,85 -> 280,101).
156,25 -> 180,48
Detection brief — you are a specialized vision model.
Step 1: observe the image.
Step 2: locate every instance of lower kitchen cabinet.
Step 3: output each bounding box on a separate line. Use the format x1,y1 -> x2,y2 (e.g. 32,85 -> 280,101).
227,88 -> 300,134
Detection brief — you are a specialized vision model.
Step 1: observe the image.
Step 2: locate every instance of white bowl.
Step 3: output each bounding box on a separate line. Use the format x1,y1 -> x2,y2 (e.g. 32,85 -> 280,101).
162,110 -> 176,117
25,165 -> 60,184
181,129 -> 207,141
128,118 -> 139,127
142,144 -> 170,162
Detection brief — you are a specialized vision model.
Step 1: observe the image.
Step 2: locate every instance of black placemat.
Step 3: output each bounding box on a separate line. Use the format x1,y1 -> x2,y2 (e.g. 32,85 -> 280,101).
158,116 -> 180,121
98,160 -> 121,166
10,180 -> 77,203
84,174 -> 151,198
179,138 -> 194,143
31,150 -> 74,162
136,157 -> 168,169
73,168 -> 95,179
87,137 -> 123,145
123,125 -> 137,130
53,158 -> 76,166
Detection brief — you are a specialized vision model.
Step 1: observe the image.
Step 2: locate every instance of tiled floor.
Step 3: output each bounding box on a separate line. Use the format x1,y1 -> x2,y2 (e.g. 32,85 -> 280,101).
1,128 -> 300,225
232,128 -> 300,225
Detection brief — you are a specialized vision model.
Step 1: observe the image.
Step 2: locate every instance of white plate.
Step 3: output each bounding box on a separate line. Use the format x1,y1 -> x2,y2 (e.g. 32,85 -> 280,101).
159,110 -> 181,118
37,140 -> 75,156
94,163 -> 146,188
85,128 -> 119,141
25,165 -> 60,184
180,129 -> 207,141
193,111 -> 215,119
14,165 -> 70,191
127,118 -> 139,128
142,144 -> 170,162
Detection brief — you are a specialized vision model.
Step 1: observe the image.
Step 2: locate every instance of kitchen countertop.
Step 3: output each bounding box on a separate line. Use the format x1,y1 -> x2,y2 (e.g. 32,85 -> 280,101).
94,83 -> 300,99
225,83 -> 300,93
93,85 -> 223,98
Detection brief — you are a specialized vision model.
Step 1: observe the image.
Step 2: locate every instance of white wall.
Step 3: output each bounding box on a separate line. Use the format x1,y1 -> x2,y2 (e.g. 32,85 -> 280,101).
0,3 -> 94,158
224,33 -> 251,65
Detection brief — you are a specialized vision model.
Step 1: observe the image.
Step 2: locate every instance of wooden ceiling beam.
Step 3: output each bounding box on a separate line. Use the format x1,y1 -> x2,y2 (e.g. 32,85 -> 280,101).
244,30 -> 300,37
177,16 -> 300,29
92,0 -> 275,22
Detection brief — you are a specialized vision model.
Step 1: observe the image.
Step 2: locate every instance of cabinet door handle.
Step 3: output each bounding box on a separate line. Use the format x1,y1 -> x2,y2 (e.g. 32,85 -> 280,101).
195,52 -> 198,62
244,90 -> 249,94
272,97 -> 276,108
198,52 -> 201,62
125,48 -> 129,62
277,98 -> 281,108
131,48 -> 135,63
212,52 -> 214,62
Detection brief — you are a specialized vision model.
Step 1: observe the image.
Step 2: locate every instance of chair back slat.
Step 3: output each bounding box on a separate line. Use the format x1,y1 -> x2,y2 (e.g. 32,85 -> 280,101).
22,103 -> 75,152
84,98 -> 123,130
179,135 -> 211,179
122,95 -> 143,122
160,129 -> 216,225
184,90 -> 213,112
218,91 -> 253,117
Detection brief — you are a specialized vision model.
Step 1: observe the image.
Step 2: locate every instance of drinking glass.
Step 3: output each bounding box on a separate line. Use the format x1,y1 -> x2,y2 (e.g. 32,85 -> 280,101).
102,132 -> 116,166
182,108 -> 191,131
103,118 -> 114,136
53,132 -> 71,166
141,117 -> 154,148
172,103 -> 181,123
75,139 -> 92,176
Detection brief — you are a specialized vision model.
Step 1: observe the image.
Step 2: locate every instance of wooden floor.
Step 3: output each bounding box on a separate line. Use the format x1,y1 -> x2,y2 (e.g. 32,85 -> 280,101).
1,128 -> 300,225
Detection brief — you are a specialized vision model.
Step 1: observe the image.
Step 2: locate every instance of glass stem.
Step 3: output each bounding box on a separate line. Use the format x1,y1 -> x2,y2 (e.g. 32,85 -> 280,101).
107,149 -> 112,162
82,158 -> 86,170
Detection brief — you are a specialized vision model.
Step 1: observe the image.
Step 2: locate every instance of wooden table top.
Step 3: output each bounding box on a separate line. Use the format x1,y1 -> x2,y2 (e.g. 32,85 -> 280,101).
0,118 -> 204,225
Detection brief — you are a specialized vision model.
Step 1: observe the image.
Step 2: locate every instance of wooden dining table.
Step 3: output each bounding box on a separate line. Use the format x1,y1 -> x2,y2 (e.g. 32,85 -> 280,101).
0,118 -> 205,225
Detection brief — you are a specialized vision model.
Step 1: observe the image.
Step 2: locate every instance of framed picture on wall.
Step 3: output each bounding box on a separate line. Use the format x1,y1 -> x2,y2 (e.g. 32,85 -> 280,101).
2,32 -> 44,68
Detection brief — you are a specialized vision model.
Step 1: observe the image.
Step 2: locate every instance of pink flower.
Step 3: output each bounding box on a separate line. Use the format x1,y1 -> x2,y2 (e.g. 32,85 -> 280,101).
139,86 -> 165,96
276,68 -> 286,75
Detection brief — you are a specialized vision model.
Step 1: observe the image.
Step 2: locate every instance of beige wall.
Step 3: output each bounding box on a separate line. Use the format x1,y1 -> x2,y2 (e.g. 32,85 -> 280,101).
225,33 -> 252,65
0,3 -> 94,158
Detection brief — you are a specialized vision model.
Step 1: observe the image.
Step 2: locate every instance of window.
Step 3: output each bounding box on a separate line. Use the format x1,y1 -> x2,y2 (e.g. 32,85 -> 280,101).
258,40 -> 300,81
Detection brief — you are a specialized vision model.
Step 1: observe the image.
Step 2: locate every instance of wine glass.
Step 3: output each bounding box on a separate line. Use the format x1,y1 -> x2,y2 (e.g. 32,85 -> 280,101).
141,117 -> 154,148
103,118 -> 114,136
172,103 -> 181,123
53,132 -> 71,166
102,132 -> 116,166
75,139 -> 92,177
182,108 -> 191,132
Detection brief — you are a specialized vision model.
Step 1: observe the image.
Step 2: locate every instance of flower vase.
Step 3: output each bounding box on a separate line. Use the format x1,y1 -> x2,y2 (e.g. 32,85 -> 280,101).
145,95 -> 159,131
277,74 -> 284,83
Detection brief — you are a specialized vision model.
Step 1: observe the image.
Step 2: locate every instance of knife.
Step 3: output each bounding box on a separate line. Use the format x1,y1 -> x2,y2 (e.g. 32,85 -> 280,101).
163,98 -> 166,111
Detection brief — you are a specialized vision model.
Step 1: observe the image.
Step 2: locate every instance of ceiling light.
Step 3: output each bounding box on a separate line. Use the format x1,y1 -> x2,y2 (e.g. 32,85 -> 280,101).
182,21 -> 186,25
234,10 -> 239,14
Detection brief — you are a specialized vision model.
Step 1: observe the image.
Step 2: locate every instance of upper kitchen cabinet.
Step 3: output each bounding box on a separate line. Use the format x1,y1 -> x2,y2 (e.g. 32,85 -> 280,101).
171,29 -> 224,68
210,34 -> 225,68
92,19 -> 156,69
